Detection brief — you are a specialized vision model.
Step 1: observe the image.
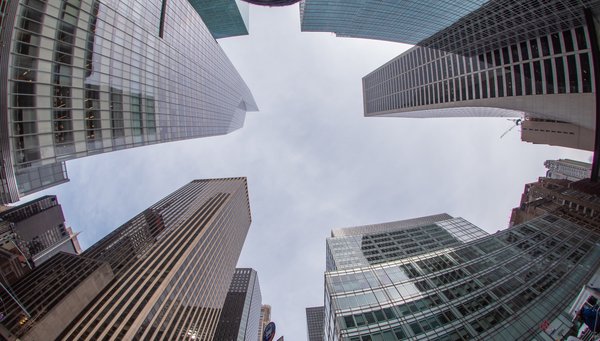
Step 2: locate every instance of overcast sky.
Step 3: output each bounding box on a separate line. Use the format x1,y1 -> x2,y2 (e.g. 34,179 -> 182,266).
22,4 -> 592,340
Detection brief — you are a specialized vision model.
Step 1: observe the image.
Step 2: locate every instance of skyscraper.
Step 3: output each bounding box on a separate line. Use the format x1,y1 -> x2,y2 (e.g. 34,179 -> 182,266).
353,1 -> 599,152
362,26 -> 595,126
0,0 -> 258,204
0,177 -> 252,340
305,306 -> 324,341
258,304 -> 272,341
213,268 -> 262,341
191,0 -> 250,39
299,0 -> 486,44
0,195 -> 81,268
323,214 -> 600,340
544,159 -> 592,181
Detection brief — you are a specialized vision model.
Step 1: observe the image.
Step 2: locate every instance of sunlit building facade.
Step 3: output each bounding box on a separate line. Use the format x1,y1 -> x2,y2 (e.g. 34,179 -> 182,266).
214,268 -> 262,341
0,177 -> 252,341
324,214 -> 600,340
0,0 -> 258,204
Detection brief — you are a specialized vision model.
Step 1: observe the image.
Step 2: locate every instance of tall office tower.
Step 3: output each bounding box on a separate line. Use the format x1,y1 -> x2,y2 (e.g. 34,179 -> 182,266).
192,0 -> 250,39
358,1 -> 600,150
300,1 -> 600,46
0,0 -> 258,204
510,176 -> 600,227
299,0 -> 486,44
0,177 -> 252,341
0,195 -> 80,283
213,268 -> 262,341
305,306 -> 324,341
258,304 -> 272,341
544,159 -> 592,181
362,26 -> 595,125
323,214 -> 600,340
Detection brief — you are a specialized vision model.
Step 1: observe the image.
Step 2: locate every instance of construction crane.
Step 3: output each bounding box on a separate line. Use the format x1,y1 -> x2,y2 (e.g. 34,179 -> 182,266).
499,118 -> 523,139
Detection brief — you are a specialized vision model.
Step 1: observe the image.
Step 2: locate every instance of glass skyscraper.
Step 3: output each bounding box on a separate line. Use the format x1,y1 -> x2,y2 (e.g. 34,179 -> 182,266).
0,0 -> 258,204
323,214 -> 600,340
0,177 -> 252,340
214,268 -> 263,341
299,0 -> 487,44
191,0 -> 250,39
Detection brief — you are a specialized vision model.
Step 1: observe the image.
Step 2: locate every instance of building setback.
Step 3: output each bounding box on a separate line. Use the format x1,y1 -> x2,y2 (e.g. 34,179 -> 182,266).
0,0 -> 258,204
0,177 -> 252,341
213,268 -> 262,341
305,306 -> 324,341
323,214 -> 600,340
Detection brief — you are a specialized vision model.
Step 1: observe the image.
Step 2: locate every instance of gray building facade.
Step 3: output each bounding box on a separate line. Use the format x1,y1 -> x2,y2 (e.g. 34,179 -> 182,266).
306,306 -> 324,341
214,268 -> 263,341
363,27 -> 595,129
323,214 -> 600,341
0,0 -> 257,204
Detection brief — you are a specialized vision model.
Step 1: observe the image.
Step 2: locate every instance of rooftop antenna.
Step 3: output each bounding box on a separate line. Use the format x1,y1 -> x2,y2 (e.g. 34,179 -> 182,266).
499,118 -> 522,139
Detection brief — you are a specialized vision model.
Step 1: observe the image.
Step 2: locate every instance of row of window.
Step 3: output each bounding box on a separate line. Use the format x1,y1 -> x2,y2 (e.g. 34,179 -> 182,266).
367,52 -> 592,114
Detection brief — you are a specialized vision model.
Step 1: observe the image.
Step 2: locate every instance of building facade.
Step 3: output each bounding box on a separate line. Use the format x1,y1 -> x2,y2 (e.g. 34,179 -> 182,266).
299,0 -> 487,44
362,26 -> 595,128
0,177 -> 252,341
191,0 -> 250,39
306,306 -> 324,341
520,118 -> 595,151
544,159 -> 592,181
326,214 -> 488,271
0,0 -> 258,204
0,195 -> 81,286
509,176 -> 600,227
258,304 -> 272,341
213,268 -> 262,341
357,0 -> 600,152
323,214 -> 600,341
